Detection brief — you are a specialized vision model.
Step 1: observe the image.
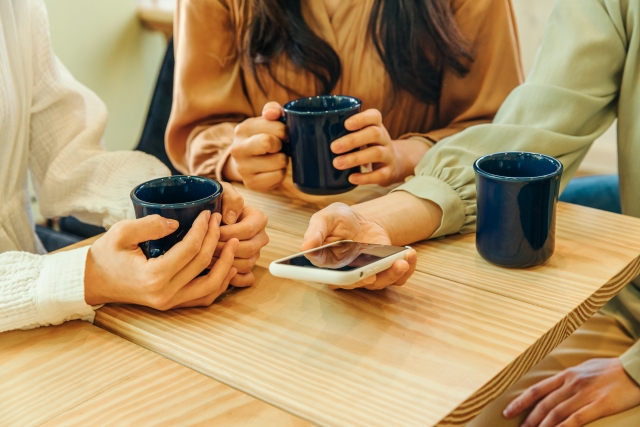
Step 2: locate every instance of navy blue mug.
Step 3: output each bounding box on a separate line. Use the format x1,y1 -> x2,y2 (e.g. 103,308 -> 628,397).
130,176 -> 223,259
281,95 -> 362,195
474,152 -> 563,268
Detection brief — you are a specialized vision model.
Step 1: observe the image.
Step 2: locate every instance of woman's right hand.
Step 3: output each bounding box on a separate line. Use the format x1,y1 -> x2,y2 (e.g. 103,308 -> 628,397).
225,102 -> 289,192
301,203 -> 417,290
83,211 -> 239,310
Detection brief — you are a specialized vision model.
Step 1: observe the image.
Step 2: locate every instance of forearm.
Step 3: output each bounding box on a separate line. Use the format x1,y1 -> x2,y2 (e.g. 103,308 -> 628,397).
352,191 -> 442,246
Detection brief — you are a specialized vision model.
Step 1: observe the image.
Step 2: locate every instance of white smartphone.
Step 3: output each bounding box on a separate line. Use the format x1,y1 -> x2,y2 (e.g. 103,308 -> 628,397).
269,240 -> 411,286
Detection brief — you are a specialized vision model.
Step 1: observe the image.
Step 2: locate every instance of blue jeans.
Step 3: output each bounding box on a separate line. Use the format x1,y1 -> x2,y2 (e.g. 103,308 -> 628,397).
559,175 -> 621,214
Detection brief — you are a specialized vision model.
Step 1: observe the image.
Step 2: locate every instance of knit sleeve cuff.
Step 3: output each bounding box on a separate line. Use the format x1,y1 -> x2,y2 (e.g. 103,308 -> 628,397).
391,175 -> 467,238
35,246 -> 98,327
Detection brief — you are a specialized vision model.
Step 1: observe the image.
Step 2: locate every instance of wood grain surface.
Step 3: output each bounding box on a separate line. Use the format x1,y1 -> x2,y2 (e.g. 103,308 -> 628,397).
0,321 -> 306,427
82,186 -> 640,426
95,268 -> 572,427
239,187 -> 640,320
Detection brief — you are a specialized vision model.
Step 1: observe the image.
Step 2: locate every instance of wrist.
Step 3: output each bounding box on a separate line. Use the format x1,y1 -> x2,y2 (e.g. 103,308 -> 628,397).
83,247 -> 107,306
222,156 -> 242,182
352,191 -> 442,246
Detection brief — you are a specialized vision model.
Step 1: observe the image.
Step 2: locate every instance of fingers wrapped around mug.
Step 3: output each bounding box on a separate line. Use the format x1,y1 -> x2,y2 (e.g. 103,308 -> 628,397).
230,112 -> 288,192
85,211 -> 240,310
328,249 -> 417,291
213,205 -> 269,287
330,109 -> 401,187
262,101 -> 285,121
219,182 -> 244,225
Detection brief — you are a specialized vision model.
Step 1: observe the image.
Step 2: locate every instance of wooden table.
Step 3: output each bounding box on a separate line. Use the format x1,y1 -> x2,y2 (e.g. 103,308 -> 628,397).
137,0 -> 175,40
0,321 -> 308,426
86,186 -> 640,427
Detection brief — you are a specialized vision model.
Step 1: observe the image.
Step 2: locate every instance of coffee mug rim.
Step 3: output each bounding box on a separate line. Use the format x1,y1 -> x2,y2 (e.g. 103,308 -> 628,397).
130,175 -> 223,209
473,151 -> 563,183
283,95 -> 362,116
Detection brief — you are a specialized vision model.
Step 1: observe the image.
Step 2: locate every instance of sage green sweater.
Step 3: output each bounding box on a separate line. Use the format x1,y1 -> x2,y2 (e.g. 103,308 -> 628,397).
395,0 -> 640,383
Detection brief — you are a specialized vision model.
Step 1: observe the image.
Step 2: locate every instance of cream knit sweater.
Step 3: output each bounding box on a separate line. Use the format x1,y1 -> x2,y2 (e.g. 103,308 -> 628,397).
0,0 -> 169,332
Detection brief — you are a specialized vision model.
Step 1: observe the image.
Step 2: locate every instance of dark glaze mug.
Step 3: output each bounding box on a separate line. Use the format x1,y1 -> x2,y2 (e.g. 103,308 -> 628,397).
130,175 -> 223,259
281,95 -> 362,195
474,152 -> 563,268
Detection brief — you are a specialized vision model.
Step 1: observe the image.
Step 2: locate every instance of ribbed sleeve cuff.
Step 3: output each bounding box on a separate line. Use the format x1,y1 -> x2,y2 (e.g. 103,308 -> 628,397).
620,341 -> 640,387
35,246 -> 97,326
391,175 -> 466,238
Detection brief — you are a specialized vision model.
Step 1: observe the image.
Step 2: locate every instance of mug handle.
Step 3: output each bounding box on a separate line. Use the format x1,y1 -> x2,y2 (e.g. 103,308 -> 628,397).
277,115 -> 291,157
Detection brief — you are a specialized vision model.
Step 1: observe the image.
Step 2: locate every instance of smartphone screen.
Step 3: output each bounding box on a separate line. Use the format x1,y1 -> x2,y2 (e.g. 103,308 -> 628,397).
278,242 -> 406,271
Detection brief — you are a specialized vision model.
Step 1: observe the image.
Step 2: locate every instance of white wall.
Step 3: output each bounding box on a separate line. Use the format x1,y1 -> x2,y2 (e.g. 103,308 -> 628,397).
44,0 -> 166,151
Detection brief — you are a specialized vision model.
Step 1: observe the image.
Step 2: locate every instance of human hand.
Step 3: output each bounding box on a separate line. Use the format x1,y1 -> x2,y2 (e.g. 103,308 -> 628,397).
215,183 -> 268,287
215,206 -> 268,288
84,211 -> 239,309
331,109 -> 425,187
504,358 -> 640,426
304,241 -> 364,269
301,202 -> 417,290
226,102 -> 288,191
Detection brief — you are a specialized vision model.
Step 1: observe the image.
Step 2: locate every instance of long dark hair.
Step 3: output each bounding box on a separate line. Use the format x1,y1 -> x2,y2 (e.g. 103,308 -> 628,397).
244,0 -> 473,104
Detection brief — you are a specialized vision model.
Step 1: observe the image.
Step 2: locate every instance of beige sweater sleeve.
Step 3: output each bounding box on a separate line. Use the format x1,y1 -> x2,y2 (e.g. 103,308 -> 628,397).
393,0 -> 624,238
166,0 -> 255,180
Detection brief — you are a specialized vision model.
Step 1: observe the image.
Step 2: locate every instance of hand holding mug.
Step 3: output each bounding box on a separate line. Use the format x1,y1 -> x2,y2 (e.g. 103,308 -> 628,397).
331,109 -> 429,187
215,183 -> 270,288
227,102 -> 289,191
301,202 -> 417,290
84,211 -> 239,309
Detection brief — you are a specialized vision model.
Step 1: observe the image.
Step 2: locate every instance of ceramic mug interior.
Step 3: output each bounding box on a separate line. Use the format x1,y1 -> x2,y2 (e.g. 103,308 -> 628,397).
132,176 -> 221,206
284,96 -> 361,114
475,152 -> 562,180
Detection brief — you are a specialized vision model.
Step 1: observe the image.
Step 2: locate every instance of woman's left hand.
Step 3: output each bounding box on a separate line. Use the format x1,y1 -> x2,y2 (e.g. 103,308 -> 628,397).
504,358 -> 640,427
331,109 -> 427,187
214,183 -> 269,288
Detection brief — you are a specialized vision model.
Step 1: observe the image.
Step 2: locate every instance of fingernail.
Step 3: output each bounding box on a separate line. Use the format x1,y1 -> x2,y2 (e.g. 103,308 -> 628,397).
333,158 -> 343,169
165,219 -> 178,230
331,142 -> 343,153
502,407 -> 512,418
225,210 -> 238,224
213,212 -> 222,224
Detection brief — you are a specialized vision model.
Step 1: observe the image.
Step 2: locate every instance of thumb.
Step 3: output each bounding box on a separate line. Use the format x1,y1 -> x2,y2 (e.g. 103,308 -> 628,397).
113,215 -> 179,247
262,101 -> 284,121
220,182 -> 244,225
302,209 -> 335,251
